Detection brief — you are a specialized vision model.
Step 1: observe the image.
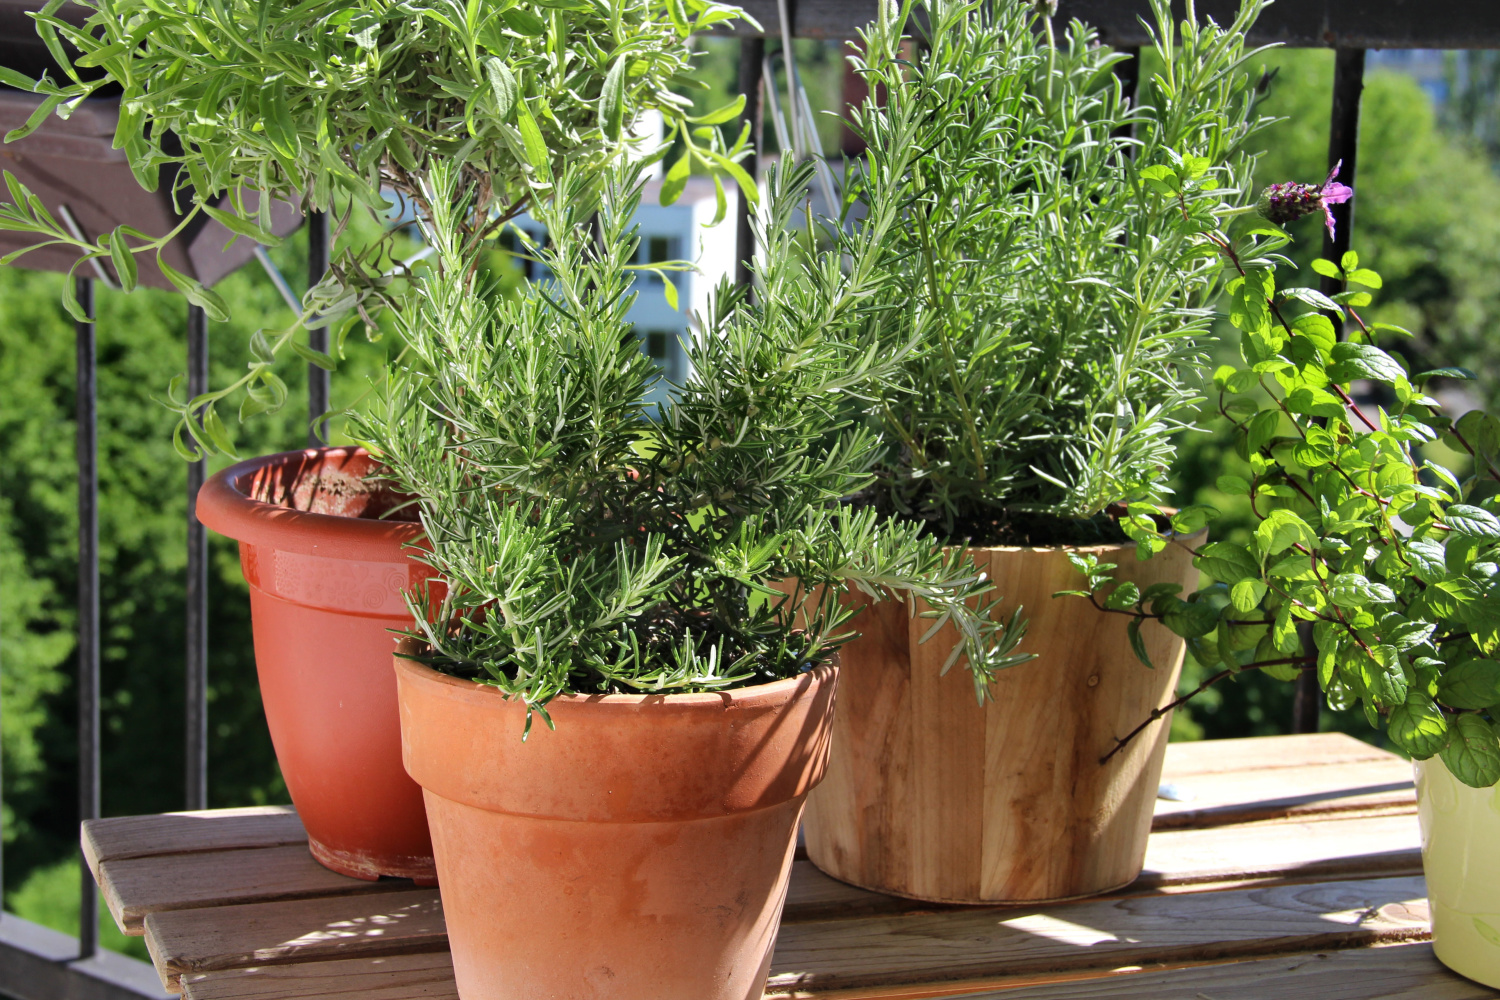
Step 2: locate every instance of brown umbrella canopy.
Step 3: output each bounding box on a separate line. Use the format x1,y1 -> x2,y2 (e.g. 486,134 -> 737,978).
0,0 -> 302,289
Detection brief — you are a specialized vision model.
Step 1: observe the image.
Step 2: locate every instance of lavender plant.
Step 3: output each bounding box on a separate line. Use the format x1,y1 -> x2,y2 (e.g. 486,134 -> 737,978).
1066,163 -> 1500,788
836,0 -> 1273,544
353,156 -> 1032,726
0,0 -> 751,457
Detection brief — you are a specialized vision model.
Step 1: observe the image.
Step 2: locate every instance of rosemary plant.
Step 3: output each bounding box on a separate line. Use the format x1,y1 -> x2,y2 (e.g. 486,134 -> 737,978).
355,159 -> 1031,726
838,0 -> 1273,544
0,0 -> 751,456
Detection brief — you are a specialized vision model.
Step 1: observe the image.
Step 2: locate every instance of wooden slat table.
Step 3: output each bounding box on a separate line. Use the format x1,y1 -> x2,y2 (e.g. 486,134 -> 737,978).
82,733 -> 1500,999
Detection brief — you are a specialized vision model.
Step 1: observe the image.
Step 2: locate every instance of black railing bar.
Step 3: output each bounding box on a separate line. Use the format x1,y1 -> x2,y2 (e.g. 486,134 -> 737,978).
1292,47 -> 1365,735
185,304 -> 208,811
1117,46 -> 1142,146
307,210 -> 330,447
57,206 -> 117,291
75,274 -> 99,962
1321,48 -> 1365,287
735,36 -> 766,291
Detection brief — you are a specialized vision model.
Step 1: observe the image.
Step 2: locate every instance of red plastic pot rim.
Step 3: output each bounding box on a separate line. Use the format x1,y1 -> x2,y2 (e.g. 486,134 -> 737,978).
196,447 -> 424,561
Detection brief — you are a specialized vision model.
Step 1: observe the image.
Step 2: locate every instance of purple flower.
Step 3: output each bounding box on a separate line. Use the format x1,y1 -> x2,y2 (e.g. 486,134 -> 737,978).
1257,161 -> 1355,240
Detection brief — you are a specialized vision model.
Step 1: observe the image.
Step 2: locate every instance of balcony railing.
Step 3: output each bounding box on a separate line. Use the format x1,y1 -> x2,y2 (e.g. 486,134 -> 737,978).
0,1 -> 1493,996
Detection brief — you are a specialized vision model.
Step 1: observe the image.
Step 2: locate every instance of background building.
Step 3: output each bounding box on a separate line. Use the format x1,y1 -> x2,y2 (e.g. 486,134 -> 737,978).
508,175 -> 738,410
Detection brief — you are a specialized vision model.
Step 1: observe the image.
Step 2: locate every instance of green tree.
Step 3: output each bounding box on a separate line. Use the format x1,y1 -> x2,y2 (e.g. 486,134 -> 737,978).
1443,52 -> 1500,167
0,238 -> 387,947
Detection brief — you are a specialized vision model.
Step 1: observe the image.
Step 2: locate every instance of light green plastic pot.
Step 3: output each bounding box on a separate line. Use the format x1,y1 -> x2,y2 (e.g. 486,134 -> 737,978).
1415,755 -> 1500,988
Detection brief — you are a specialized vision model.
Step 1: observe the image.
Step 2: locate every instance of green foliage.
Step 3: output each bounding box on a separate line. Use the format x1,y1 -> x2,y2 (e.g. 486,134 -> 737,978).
1075,229 -> 1500,785
0,451 -> 69,852
356,157 -> 1032,725
1,0 -> 753,460
0,241 -> 388,892
1443,52 -> 1500,168
838,0 -> 1272,538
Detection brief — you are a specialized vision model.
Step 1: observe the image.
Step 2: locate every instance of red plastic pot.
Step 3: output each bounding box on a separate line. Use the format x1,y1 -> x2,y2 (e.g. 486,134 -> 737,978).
197,448 -> 437,882
395,639 -> 839,1000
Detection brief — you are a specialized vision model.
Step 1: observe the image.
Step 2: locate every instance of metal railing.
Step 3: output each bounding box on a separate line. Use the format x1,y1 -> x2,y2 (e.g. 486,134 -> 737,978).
2,1 -> 1494,994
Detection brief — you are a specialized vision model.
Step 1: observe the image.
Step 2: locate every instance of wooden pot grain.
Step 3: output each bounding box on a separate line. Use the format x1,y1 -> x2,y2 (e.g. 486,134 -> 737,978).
803,536 -> 1202,903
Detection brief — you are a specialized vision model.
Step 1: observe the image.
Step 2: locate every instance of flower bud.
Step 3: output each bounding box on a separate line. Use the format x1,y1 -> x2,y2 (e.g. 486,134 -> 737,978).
1256,181 -> 1323,227
1255,161 -> 1354,240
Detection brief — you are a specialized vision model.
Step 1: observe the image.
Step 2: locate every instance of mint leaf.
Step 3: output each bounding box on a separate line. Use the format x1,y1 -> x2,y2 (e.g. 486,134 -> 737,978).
1126,617 -> 1152,668
1438,714 -> 1500,788
1446,504 -> 1500,540
1327,342 -> 1406,385
1405,539 -> 1447,584
1437,659 -> 1500,710
1161,598 -> 1219,639
1328,573 -> 1396,608
1388,693 -> 1450,759
1194,541 -> 1259,584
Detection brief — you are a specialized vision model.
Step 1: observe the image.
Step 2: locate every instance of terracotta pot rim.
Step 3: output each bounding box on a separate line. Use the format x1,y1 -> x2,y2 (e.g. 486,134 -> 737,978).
197,446 -> 423,556
394,640 -> 837,712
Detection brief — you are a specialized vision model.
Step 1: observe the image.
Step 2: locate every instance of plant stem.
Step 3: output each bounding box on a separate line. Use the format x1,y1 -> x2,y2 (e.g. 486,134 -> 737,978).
1099,656 -> 1314,765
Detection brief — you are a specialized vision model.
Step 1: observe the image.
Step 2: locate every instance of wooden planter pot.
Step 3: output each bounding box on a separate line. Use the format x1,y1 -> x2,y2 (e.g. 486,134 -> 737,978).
804,537 -> 1201,903
395,641 -> 839,1000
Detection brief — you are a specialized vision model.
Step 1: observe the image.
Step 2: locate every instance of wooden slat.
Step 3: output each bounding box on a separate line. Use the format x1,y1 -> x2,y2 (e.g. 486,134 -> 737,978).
1160,733 -> 1396,778
764,876 -> 1431,995
99,845 -> 417,936
152,813 -> 1423,991
97,733 -> 1429,1000
786,811 -> 1422,922
1152,758 -> 1414,829
954,943 -> 1494,1000
178,884 -> 1445,1000
146,890 -> 444,991
176,945 -> 1499,1000
1137,812 -> 1420,891
79,734 -> 1403,865
83,807 -> 304,876
181,952 -> 456,1000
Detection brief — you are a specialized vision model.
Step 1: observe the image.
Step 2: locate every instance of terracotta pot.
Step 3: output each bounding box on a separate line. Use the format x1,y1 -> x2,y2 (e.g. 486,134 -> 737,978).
804,535 -> 1202,903
1416,755 -> 1500,988
394,640 -> 838,1000
197,448 -> 437,882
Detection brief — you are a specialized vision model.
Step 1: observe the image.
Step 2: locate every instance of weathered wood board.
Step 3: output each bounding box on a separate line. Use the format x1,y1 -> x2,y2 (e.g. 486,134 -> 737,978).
765,876 -> 1430,994
89,734 -> 1448,1000
102,845 -> 415,935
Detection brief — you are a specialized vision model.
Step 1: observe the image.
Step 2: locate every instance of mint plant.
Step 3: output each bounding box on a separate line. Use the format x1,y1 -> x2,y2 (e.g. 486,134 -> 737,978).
835,0 -> 1273,543
0,0 -> 751,457
1066,161 -> 1500,787
354,156 -> 1032,727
